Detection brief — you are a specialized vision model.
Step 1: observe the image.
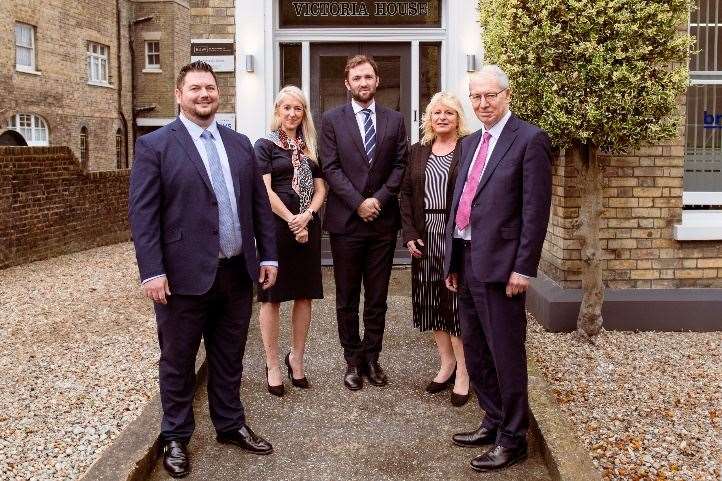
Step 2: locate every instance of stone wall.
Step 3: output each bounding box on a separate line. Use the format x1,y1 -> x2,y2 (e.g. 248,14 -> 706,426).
0,147 -> 130,270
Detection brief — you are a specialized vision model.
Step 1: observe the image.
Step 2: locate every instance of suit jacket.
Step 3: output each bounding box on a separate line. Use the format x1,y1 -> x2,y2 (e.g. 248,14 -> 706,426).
319,102 -> 409,235
443,114 -> 552,282
129,118 -> 277,296
399,139 -> 462,244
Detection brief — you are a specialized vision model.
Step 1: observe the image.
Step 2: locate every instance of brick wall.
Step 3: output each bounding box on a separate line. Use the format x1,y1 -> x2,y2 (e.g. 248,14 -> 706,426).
540,133 -> 722,289
190,0 -> 235,113
0,147 -> 130,269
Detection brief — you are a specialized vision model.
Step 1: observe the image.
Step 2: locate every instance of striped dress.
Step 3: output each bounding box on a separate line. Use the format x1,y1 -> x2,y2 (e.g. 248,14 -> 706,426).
411,150 -> 460,336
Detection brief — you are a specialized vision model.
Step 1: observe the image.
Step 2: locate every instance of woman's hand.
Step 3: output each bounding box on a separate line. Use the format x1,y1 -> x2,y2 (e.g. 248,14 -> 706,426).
295,228 -> 309,244
288,211 -> 312,234
406,239 -> 425,258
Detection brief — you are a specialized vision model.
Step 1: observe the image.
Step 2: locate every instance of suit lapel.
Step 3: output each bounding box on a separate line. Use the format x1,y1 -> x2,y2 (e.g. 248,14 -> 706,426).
171,118 -> 213,194
474,115 -> 519,198
218,126 -> 241,205
343,104 -> 370,163
374,106 -> 388,161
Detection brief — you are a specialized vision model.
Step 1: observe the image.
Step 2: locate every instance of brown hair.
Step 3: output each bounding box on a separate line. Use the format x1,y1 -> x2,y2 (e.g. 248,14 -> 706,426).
176,61 -> 218,89
344,55 -> 379,80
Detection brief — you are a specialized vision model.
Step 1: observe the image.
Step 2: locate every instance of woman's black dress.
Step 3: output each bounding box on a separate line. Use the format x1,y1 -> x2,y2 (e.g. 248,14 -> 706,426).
254,138 -> 323,303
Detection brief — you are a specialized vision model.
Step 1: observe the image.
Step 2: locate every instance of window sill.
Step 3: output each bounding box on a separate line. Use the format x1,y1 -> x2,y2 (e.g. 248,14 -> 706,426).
87,81 -> 115,89
16,67 -> 42,76
142,68 -> 163,73
674,210 -> 722,240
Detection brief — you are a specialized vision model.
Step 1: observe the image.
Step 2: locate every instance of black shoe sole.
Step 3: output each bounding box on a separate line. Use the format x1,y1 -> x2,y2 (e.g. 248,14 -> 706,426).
344,381 -> 363,391
165,469 -> 190,479
365,378 -> 388,387
216,437 -> 274,456
452,438 -> 494,448
470,452 -> 528,472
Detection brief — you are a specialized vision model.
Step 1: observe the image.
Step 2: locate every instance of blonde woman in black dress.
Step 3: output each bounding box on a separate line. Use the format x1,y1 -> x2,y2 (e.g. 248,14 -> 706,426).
255,86 -> 326,397
400,92 -> 471,406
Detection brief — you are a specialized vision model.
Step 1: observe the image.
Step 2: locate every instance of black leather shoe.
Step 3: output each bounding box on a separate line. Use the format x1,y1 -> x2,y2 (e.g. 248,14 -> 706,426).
162,440 -> 190,478
344,365 -> 363,391
450,391 -> 470,407
216,425 -> 274,455
452,424 -> 497,447
364,361 -> 388,386
285,352 -> 310,389
265,366 -> 285,397
425,367 -> 456,394
470,444 -> 528,472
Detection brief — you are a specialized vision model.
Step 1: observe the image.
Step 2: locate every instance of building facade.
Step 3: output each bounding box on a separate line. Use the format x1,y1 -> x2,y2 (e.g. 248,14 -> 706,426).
189,0 -> 721,329
0,0 -> 189,171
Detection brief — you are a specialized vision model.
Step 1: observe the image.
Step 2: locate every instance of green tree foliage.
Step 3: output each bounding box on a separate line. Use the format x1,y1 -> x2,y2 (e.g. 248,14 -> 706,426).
478,0 -> 694,152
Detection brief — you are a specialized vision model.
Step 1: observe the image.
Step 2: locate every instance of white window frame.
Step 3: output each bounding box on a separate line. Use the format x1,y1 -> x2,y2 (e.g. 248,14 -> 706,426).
144,41 -> 161,71
6,113 -> 49,146
87,41 -> 110,85
15,23 -> 37,73
676,2 -> 722,239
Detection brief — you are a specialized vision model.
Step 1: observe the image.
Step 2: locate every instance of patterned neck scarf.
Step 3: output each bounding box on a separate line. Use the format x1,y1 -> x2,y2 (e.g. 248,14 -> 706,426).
267,130 -> 314,213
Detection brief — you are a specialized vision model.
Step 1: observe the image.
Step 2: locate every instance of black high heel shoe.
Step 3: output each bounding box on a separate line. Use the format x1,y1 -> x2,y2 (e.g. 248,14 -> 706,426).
285,352 -> 310,389
265,366 -> 285,397
425,366 -> 456,394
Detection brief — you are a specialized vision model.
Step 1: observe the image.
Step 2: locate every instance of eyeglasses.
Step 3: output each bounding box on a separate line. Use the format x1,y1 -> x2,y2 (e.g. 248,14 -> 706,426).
469,88 -> 508,103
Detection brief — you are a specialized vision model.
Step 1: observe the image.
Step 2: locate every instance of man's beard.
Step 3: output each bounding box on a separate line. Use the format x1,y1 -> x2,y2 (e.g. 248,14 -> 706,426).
351,88 -> 375,103
192,102 -> 217,119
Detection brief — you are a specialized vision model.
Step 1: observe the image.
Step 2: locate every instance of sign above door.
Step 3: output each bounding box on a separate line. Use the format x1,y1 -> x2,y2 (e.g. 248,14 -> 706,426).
279,0 -> 442,28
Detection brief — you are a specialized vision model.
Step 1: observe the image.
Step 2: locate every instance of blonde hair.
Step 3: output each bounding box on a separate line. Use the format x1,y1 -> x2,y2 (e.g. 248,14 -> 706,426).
420,91 -> 470,146
269,85 -> 318,160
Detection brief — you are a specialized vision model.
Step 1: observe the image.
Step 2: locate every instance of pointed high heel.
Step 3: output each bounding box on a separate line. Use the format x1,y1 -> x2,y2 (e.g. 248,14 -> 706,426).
285,352 -> 310,389
265,366 -> 285,397
425,366 -> 456,394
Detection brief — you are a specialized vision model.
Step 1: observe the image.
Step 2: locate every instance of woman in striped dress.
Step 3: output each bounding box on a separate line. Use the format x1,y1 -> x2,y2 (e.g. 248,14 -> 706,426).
400,92 -> 471,406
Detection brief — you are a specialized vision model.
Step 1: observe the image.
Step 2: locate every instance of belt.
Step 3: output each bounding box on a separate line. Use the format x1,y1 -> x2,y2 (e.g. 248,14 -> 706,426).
454,238 -> 472,248
218,255 -> 241,266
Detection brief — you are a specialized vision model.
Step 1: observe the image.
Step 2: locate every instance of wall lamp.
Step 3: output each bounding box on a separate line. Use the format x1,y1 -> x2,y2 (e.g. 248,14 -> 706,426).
245,54 -> 255,73
466,54 -> 477,73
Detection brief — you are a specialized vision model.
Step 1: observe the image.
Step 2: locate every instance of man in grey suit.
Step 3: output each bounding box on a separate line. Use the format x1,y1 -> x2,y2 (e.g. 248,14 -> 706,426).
444,65 -> 552,472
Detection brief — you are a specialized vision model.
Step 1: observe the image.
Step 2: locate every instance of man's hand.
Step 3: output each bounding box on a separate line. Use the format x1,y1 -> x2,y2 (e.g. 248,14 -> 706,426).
445,273 -> 458,292
505,272 -> 530,297
259,265 -> 278,290
142,276 -> 171,304
406,239 -> 425,258
357,198 -> 381,222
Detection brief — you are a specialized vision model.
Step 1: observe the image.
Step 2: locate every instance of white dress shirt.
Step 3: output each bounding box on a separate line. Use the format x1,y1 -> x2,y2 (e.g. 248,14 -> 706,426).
351,99 -> 377,141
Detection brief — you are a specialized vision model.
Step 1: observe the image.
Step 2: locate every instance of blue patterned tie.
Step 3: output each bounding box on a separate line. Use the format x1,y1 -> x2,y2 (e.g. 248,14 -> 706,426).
361,108 -> 376,163
199,130 -> 241,258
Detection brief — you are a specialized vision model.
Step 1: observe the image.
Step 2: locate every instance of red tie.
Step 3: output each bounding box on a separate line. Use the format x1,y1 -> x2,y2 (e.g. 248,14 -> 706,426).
455,132 -> 492,231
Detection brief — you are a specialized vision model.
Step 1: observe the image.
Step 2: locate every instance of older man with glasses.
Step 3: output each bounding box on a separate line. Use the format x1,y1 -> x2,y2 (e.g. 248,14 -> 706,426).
443,64 -> 552,472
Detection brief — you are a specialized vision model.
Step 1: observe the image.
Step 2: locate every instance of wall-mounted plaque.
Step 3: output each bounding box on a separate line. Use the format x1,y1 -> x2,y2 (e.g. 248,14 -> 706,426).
191,39 -> 235,72
279,1 -> 442,28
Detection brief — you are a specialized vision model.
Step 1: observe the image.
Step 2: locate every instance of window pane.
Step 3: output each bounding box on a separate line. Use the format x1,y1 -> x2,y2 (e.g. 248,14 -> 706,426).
685,84 -> 722,192
280,43 -> 302,89
15,24 -> 32,47
16,46 -> 32,67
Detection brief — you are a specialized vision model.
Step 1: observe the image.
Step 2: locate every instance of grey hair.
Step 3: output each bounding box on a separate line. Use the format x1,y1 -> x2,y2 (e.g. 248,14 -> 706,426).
473,64 -> 510,90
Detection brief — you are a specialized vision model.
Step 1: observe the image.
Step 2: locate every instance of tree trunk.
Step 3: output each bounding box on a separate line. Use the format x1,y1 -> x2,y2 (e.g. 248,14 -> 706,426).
571,142 -> 604,339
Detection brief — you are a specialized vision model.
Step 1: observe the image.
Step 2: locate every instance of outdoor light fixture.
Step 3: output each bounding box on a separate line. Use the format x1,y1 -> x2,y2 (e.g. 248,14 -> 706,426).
245,55 -> 255,73
466,54 -> 477,73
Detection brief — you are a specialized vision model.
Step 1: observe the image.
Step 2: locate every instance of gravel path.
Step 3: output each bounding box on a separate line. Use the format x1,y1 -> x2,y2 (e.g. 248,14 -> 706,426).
0,243 -> 158,481
527,318 -> 722,481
